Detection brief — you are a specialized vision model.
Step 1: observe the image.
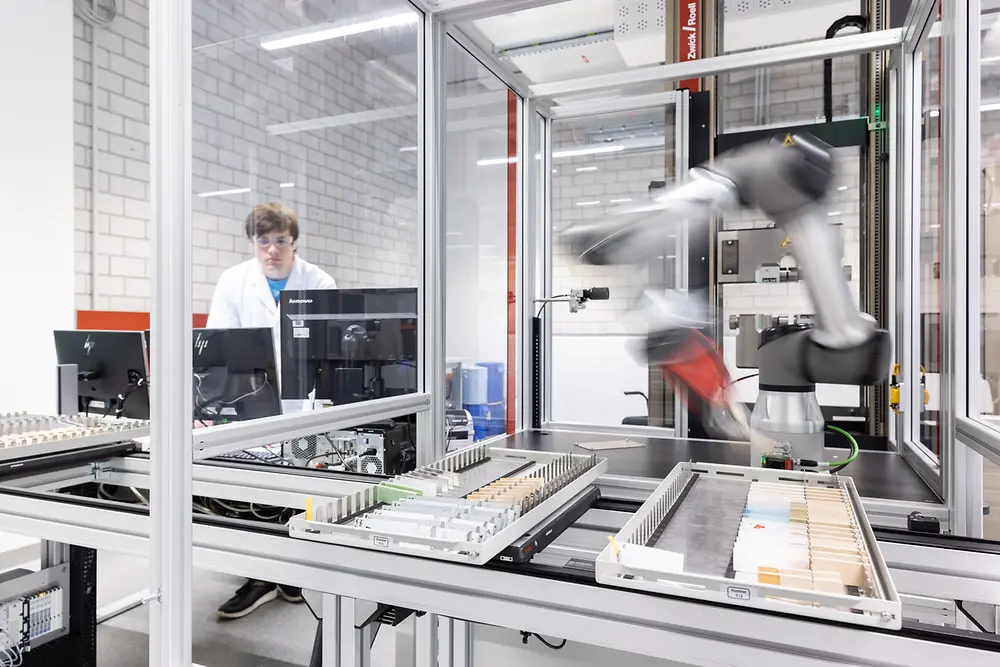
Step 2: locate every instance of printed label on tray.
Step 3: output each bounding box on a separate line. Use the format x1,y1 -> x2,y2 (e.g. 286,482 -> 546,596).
727,586 -> 752,601
371,535 -> 390,549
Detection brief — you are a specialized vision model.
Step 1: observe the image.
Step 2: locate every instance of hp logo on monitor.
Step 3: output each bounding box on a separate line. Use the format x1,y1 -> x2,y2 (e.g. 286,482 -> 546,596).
195,333 -> 208,355
84,335 -> 95,355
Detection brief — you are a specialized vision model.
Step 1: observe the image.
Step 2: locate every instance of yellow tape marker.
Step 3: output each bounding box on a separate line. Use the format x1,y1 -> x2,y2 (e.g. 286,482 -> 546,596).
305,496 -> 314,522
608,535 -> 621,561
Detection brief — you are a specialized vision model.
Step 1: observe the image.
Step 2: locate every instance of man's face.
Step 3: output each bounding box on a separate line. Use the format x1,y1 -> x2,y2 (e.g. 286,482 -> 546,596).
254,230 -> 296,279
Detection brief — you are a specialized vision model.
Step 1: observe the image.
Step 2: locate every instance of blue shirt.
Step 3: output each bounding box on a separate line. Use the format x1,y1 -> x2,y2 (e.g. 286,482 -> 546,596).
267,277 -> 289,304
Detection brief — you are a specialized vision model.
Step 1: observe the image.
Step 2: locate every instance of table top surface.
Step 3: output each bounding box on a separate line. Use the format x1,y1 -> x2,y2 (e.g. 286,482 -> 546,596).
495,429 -> 941,504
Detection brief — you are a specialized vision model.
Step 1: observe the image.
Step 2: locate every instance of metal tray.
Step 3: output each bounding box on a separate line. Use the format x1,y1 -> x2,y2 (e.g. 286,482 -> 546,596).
288,443 -> 608,565
595,462 -> 902,629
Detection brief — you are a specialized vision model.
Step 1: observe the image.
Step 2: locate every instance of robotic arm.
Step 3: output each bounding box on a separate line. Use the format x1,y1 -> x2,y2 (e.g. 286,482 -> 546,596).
565,134 -> 890,466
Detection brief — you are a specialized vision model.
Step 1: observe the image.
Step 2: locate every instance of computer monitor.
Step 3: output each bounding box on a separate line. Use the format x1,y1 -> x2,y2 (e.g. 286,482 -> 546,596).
145,328 -> 282,424
280,288 -> 418,403
53,331 -> 150,419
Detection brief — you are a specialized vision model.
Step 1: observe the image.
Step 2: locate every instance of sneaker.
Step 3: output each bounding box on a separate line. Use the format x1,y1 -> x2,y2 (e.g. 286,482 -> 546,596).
277,584 -> 304,603
217,580 -> 278,620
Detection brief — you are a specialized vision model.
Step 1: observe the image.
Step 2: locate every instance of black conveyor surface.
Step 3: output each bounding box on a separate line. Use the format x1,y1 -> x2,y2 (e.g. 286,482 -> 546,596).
495,430 -> 940,504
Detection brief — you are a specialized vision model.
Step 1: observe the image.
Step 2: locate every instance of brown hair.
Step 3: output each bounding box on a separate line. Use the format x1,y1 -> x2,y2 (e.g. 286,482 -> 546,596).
245,203 -> 299,241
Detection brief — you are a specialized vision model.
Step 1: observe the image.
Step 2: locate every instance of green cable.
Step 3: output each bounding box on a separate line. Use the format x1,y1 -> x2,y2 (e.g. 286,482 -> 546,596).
825,424 -> 859,468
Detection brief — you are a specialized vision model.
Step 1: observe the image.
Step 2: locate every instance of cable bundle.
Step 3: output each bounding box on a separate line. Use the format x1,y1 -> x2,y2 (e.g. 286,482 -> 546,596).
73,0 -> 117,28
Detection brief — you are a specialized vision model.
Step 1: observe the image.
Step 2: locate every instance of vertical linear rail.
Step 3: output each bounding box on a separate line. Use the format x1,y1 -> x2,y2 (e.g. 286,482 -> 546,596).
520,101 -> 540,431
418,9 -> 448,465
942,0 -> 980,535
506,90 -> 519,434
541,116 -> 554,424
149,0 -> 194,665
673,90 -> 690,437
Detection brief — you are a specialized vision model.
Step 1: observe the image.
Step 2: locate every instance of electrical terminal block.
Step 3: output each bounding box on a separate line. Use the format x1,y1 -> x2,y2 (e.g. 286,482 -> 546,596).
0,586 -> 64,656
0,412 -> 149,450
23,587 -> 64,645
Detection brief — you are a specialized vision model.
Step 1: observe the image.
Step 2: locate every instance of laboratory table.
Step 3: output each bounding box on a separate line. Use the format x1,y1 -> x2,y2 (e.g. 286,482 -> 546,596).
495,429 -> 940,504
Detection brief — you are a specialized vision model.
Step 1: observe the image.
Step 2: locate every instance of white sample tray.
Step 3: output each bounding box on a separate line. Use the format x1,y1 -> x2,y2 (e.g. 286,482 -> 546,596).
289,444 -> 607,565
0,413 -> 149,464
595,462 -> 902,629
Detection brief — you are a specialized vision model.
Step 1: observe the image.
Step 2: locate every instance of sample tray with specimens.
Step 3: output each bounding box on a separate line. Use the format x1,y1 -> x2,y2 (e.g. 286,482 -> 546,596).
595,462 -> 901,629
288,443 -> 607,565
0,412 -> 150,464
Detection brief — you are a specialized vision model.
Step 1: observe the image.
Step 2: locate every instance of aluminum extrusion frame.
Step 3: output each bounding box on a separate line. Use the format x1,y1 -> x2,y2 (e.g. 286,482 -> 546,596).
0,490 -> 995,667
530,29 -> 906,99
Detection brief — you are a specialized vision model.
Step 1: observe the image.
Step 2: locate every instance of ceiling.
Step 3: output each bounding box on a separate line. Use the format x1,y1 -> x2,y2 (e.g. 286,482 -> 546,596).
457,0 -> 863,94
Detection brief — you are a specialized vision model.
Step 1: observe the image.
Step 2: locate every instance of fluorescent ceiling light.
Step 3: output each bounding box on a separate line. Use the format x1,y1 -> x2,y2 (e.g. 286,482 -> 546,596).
260,13 -> 418,51
828,211 -> 842,217
279,182 -> 295,188
197,187 -> 250,198
399,146 -> 418,153
983,102 -> 1000,113
477,157 -> 518,167
610,197 -> 633,204
983,55 -> 1000,64
837,186 -> 848,191
553,145 -> 624,159
576,200 -> 601,207
576,166 -> 598,172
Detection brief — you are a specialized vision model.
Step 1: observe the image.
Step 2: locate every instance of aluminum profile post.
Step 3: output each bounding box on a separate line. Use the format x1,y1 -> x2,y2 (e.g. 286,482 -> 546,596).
149,0 -> 194,664
417,10 -> 448,465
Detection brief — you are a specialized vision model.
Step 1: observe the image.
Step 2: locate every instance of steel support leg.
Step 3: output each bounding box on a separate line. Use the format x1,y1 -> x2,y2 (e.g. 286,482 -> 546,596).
339,597 -> 372,667
320,595 -> 373,667
322,594 -> 342,667
453,620 -> 474,667
40,540 -> 70,568
415,612 -> 438,667
438,617 -> 454,667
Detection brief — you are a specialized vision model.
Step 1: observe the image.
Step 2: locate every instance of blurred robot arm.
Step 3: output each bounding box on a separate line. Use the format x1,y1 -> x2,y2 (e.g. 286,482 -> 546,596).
564,134 -> 890,464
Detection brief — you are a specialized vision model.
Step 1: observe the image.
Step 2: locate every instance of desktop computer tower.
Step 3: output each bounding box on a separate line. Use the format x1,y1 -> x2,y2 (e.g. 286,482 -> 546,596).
354,421 -> 410,476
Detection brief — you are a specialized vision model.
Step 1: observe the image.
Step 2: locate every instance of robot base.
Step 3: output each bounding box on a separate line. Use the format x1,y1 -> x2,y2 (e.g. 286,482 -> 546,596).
749,388 -> 825,466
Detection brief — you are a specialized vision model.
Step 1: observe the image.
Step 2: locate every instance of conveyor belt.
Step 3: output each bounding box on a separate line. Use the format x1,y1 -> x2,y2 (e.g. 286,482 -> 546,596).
0,481 -> 998,654
0,441 -> 138,480
497,430 -> 940,503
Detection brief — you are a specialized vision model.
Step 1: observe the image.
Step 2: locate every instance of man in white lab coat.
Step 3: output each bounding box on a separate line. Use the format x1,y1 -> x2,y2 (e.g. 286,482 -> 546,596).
207,203 -> 336,619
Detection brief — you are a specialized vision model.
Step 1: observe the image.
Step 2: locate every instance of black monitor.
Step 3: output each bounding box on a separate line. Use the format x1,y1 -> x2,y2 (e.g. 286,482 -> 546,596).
280,288 -> 418,403
145,328 -> 282,424
54,330 -> 150,419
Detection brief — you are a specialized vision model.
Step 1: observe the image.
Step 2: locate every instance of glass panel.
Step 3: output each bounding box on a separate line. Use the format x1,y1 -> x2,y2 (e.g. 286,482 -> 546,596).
444,40 -> 518,444
720,0 -> 867,52
549,106 -> 676,427
979,8 -> 1000,542
916,35 -> 942,459
714,49 -> 863,424
979,10 -> 1000,423
717,54 -> 864,133
717,0 -> 866,133
988,457 -> 1000,540
188,0 -> 420,434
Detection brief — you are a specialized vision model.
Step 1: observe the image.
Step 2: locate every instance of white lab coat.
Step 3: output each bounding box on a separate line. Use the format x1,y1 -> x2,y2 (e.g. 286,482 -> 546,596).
206,256 -> 336,412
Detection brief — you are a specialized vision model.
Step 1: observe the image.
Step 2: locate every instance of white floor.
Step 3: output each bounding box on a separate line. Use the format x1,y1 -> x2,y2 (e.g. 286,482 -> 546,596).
96,551 -> 397,667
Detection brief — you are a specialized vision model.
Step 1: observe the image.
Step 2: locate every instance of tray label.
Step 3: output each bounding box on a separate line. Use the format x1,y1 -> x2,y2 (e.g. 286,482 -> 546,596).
371,535 -> 390,549
727,586 -> 751,601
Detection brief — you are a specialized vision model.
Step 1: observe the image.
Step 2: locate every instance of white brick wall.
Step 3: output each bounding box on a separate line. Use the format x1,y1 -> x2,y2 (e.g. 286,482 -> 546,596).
551,127 -> 672,336
74,0 -> 419,313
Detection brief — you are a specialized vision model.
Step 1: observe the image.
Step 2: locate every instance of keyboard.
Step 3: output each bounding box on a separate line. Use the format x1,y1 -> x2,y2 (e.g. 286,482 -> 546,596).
216,447 -> 283,464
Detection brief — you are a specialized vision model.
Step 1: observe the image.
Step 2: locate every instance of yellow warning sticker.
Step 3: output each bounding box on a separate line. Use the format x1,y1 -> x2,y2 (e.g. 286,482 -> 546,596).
782,133 -> 795,146
780,235 -> 792,247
